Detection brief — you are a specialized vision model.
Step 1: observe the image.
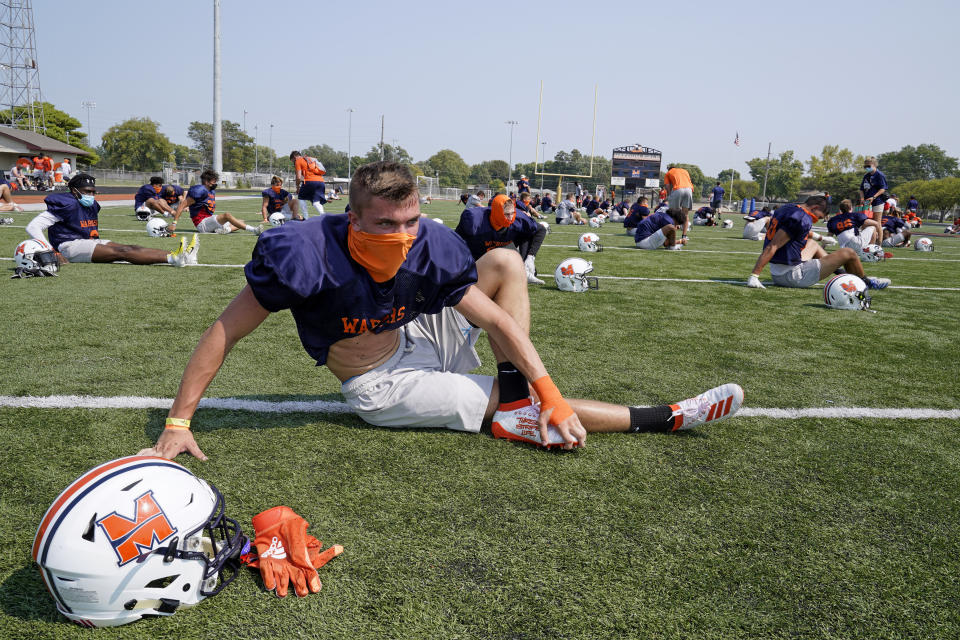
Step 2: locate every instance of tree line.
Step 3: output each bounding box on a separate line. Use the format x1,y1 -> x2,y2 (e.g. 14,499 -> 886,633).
3,101 -> 958,214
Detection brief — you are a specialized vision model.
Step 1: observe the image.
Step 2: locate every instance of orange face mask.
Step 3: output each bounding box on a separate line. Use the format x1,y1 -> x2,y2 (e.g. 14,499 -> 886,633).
347,225 -> 416,283
153,185 -> 162,193
272,185 -> 282,193
489,194 -> 516,231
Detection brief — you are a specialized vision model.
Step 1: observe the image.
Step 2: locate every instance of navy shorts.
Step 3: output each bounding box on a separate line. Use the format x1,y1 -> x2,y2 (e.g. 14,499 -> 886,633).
298,181 -> 327,204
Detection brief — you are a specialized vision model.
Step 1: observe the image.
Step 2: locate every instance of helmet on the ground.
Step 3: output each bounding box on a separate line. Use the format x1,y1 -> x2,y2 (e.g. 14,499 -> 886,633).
33,456 -> 247,628
722,219 -> 733,228
268,212 -> 286,227
860,243 -> 885,262
578,232 -> 602,252
555,257 -> 599,292
14,238 -> 58,273
146,218 -> 171,237
824,274 -> 871,311
588,217 -> 601,228
914,237 -> 934,251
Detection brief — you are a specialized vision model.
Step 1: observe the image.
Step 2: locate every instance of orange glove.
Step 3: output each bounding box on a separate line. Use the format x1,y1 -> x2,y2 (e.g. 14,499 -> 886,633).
250,506 -> 322,597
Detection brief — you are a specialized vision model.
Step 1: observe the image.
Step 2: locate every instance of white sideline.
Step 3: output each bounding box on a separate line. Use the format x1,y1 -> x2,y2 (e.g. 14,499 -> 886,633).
0,395 -> 957,420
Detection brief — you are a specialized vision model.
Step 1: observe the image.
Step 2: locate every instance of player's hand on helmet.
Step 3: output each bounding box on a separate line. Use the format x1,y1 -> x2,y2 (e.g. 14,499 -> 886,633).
138,428 -> 208,461
747,274 -> 765,289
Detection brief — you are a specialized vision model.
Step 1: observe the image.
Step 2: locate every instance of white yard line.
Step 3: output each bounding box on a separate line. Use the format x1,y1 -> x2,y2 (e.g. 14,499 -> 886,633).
0,394 -> 957,420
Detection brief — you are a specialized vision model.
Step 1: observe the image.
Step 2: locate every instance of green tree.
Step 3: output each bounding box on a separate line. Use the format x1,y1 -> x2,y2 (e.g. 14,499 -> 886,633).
807,145 -> 864,181
746,150 -> 804,200
717,168 -> 740,184
361,143 -> 414,166
187,120 -> 254,171
469,159 -> 510,184
878,144 -> 959,186
892,177 -> 960,221
426,149 -> 469,187
732,180 -> 759,201
171,143 -> 201,166
98,117 -> 173,172
0,100 -> 98,164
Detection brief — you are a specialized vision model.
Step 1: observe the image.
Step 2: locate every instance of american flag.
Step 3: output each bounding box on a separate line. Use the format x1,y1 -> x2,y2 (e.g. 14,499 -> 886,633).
734,132 -> 741,147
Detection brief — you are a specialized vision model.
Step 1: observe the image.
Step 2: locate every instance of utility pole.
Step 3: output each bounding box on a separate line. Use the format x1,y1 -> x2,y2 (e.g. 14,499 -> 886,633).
269,123 -> 273,171
505,120 -> 518,187
81,100 -> 95,145
254,124 -> 258,174
346,108 -> 354,179
760,142 -> 772,206
728,170 -> 735,210
379,115 -> 385,161
212,0 -> 222,173
243,109 -> 247,134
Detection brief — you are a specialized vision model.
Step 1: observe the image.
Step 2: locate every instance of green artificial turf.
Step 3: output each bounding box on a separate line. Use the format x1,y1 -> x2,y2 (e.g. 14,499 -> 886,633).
0,198 -> 957,639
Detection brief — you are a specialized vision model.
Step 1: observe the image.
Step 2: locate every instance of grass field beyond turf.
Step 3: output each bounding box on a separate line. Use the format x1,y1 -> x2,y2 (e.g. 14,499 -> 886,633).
0,199 -> 958,639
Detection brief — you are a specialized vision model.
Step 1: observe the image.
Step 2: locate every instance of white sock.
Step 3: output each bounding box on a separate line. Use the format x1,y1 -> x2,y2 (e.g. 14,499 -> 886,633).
167,254 -> 174,264
246,225 -> 258,233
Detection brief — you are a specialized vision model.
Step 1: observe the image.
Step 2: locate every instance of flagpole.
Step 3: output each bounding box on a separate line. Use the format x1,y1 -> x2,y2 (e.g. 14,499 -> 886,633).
760,142 -> 772,206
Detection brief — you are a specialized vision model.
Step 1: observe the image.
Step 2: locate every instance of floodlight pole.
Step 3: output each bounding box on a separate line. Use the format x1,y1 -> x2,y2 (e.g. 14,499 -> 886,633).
254,124 -> 258,174
81,100 -> 95,145
505,120 -> 518,187
728,170 -> 734,210
212,0 -> 222,173
346,108 -> 354,179
760,142 -> 771,206
269,123 -> 273,171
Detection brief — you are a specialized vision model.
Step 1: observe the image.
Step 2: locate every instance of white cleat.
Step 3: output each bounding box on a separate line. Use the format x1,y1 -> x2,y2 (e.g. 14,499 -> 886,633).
491,398 -> 567,448
168,236 -> 188,267
668,383 -> 744,431
185,233 -> 199,265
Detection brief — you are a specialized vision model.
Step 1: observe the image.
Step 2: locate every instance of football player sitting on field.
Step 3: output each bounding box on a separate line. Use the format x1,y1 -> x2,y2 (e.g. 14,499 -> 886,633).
623,197 -> 649,235
692,206 -> 716,226
456,194 -> 546,285
743,207 -> 772,240
260,176 -> 303,223
160,183 -> 185,211
827,199 -> 883,256
140,161 -> 743,460
881,211 -> 911,247
26,173 -> 197,267
634,207 -> 687,250
747,195 -> 889,290
134,176 -> 176,220
172,169 -> 263,235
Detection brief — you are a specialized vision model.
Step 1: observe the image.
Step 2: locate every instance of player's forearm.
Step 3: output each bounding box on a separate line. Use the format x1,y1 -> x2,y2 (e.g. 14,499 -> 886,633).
751,247 -> 776,275
168,322 -> 234,420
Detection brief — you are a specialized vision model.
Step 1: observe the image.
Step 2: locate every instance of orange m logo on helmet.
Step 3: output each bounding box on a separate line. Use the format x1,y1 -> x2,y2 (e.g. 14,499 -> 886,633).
840,281 -> 858,293
96,490 -> 177,566
560,264 -> 575,276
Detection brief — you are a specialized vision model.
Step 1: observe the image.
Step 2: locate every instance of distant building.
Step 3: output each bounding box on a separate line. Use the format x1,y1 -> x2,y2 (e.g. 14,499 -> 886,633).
0,125 -> 89,176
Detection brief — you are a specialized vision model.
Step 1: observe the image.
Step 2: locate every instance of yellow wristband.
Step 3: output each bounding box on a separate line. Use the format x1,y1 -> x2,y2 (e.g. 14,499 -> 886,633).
165,417 -> 191,431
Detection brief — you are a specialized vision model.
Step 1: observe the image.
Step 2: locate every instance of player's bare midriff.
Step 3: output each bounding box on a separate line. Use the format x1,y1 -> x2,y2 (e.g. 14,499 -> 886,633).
326,328 -> 402,382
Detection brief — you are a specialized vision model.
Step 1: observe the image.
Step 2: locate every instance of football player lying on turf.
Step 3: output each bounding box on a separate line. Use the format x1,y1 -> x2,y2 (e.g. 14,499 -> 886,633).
25,173 -> 199,267
826,199 -> 883,256
747,195 -> 890,290
171,169 -> 263,235
140,162 -> 743,461
881,211 -> 912,248
456,194 -> 547,285
692,206 -> 717,226
634,207 -> 687,250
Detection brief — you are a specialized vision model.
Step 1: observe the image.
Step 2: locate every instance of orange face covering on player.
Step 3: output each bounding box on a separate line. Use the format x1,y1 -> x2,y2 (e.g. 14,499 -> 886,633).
347,225 -> 416,283
489,194 -> 516,230
272,185 -> 282,193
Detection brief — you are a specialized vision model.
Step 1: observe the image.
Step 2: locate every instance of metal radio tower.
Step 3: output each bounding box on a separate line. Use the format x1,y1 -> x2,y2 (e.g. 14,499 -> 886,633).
0,0 -> 44,132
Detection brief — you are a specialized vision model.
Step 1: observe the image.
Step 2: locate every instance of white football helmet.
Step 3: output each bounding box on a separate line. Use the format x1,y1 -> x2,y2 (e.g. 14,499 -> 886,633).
823,274 -> 871,310
268,212 -> 286,227
14,238 -> 59,273
33,456 -> 247,628
588,217 -> 602,228
914,237 -> 934,251
578,232 -> 602,252
146,218 -> 171,237
860,243 -> 885,262
722,219 -> 734,229
555,257 -> 599,292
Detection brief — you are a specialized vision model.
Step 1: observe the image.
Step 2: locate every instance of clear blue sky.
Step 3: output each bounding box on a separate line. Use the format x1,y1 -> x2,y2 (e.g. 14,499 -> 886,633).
33,0 -> 960,178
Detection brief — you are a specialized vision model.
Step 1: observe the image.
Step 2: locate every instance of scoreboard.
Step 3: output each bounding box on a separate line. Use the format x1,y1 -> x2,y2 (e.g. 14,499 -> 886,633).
611,144 -> 662,194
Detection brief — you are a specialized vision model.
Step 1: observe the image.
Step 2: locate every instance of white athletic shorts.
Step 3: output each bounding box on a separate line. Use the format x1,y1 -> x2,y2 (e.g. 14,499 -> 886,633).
882,233 -> 904,247
692,217 -> 709,226
58,238 -> 112,262
196,216 -> 231,233
770,259 -> 821,288
668,187 -> 693,210
743,219 -> 768,240
636,228 -> 667,250
837,226 -> 874,250
871,203 -> 885,215
340,306 -> 493,433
